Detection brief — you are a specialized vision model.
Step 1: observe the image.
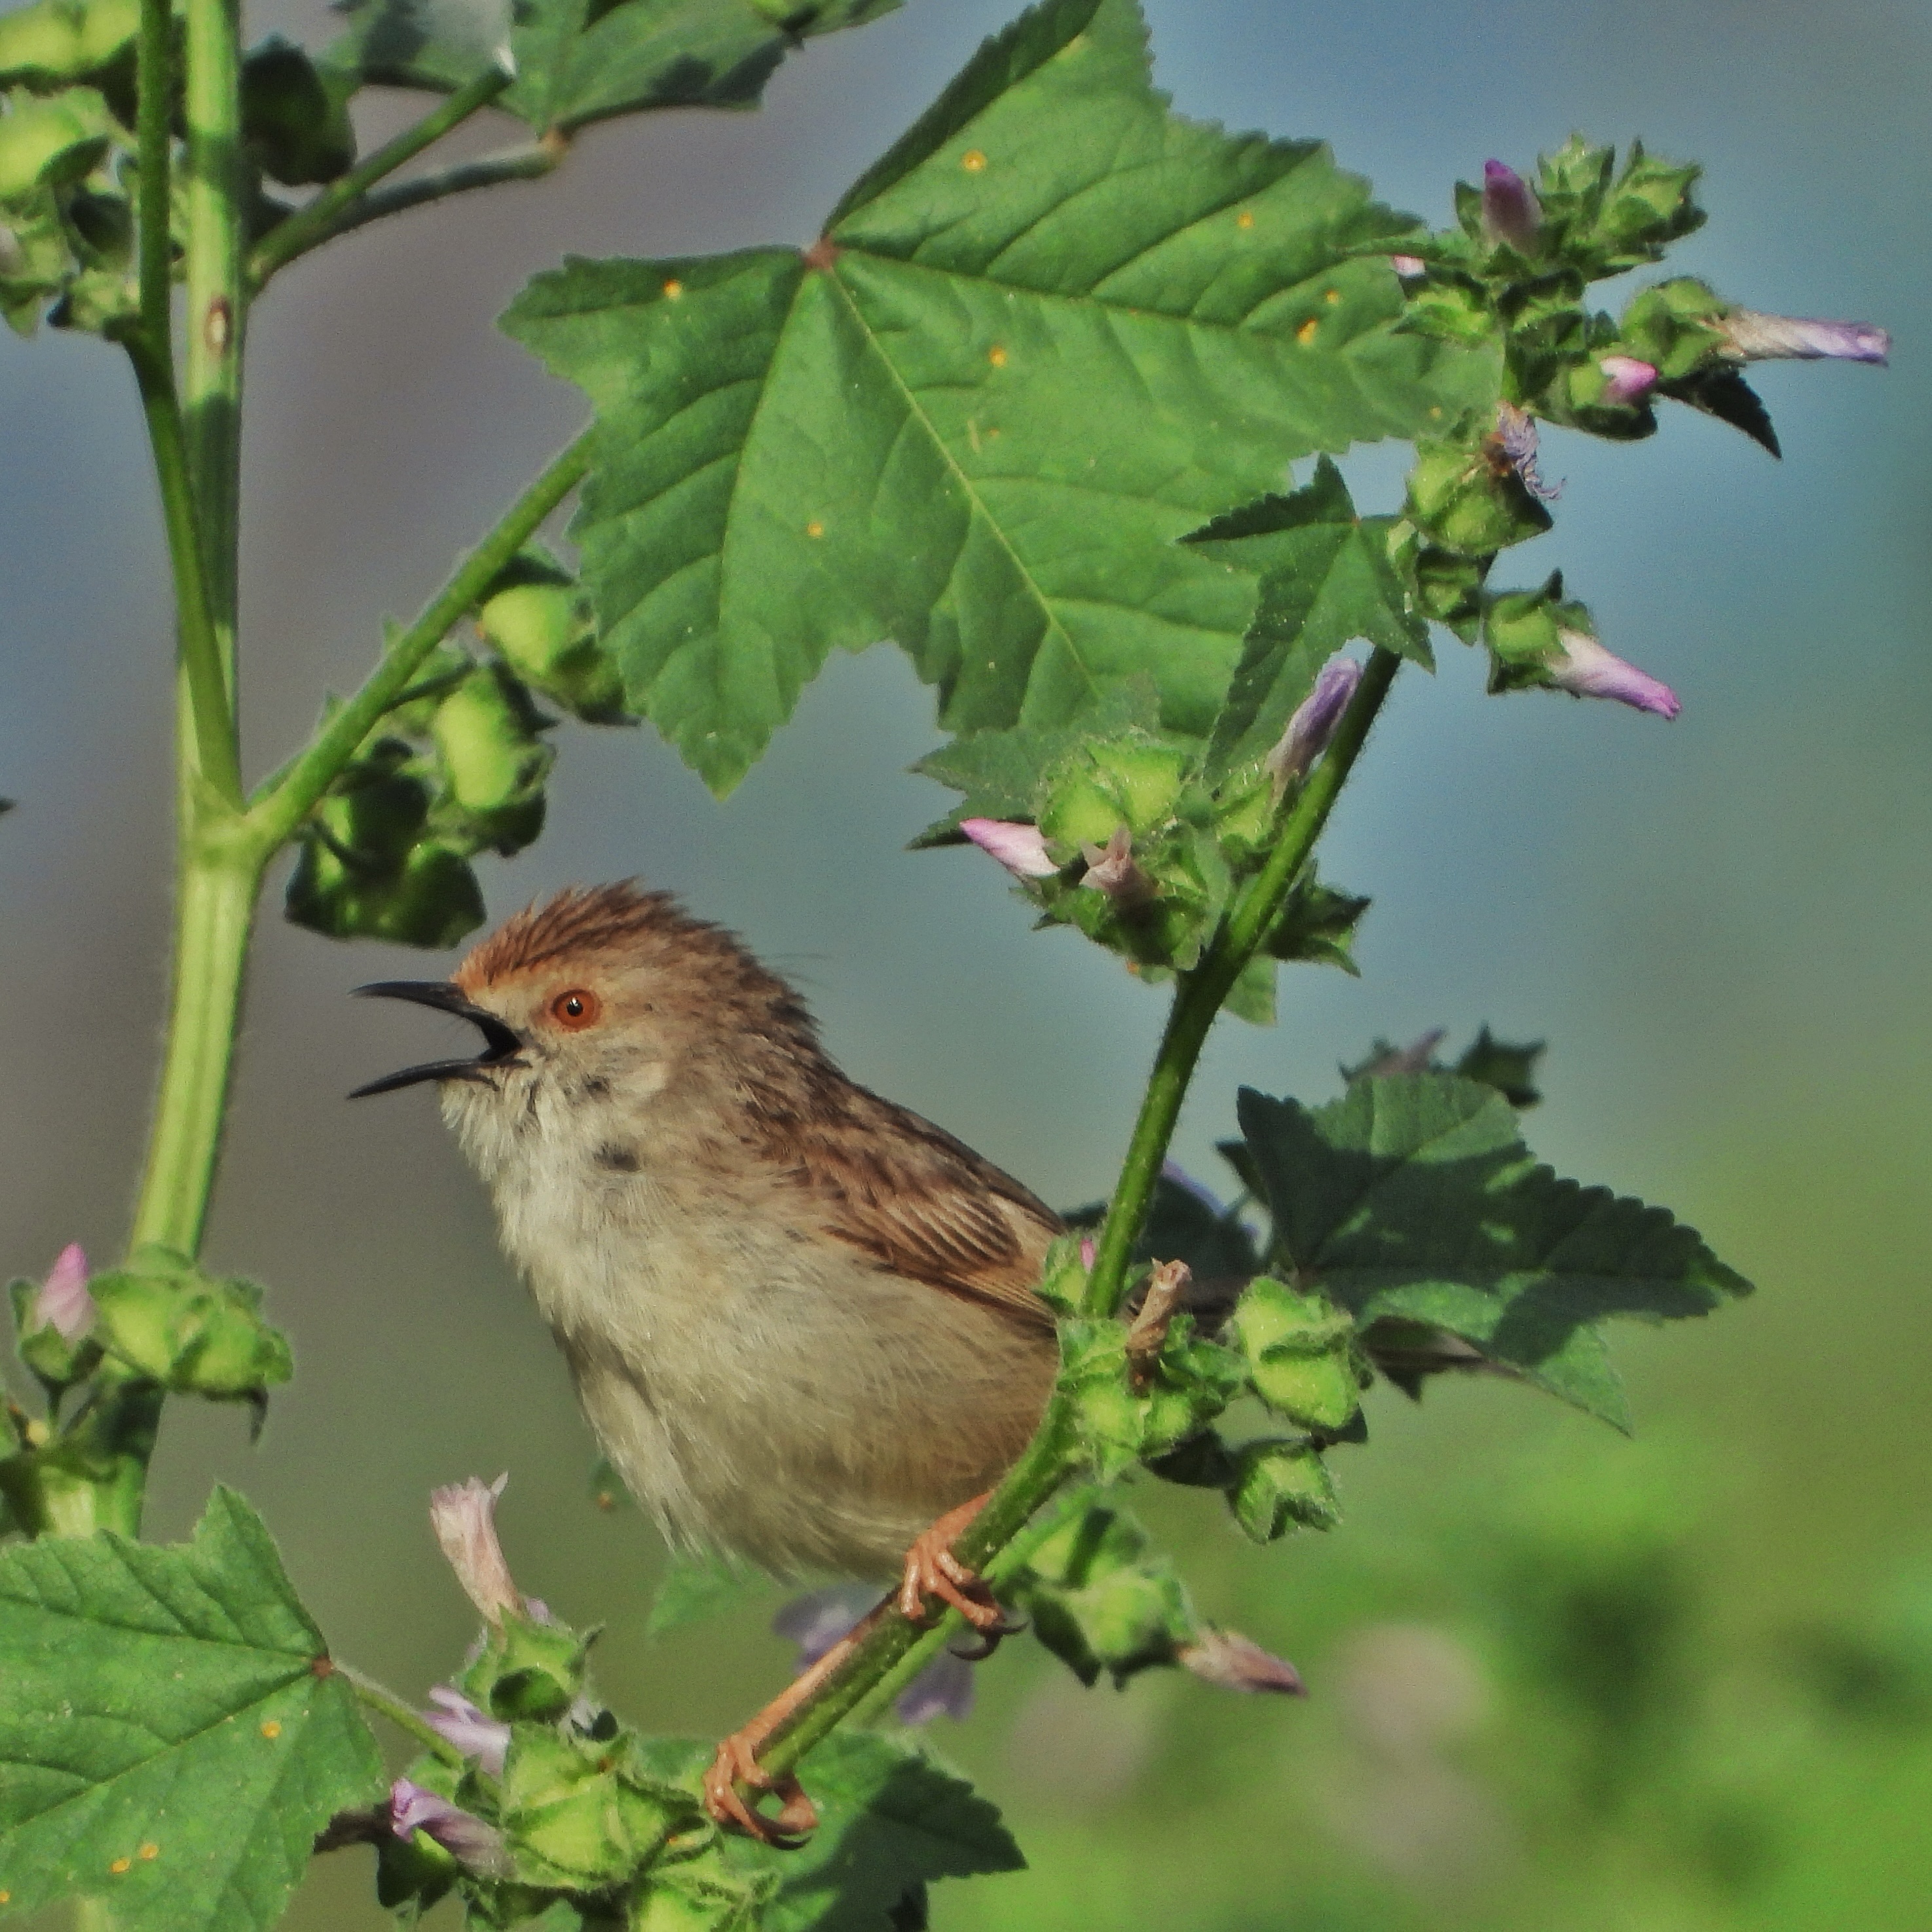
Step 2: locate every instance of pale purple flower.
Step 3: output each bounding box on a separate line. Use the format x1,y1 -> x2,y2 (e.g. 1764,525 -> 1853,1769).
1598,355 -> 1659,404
960,817 -> 1057,880
390,1778 -> 510,1876
31,1243 -> 94,1343
424,1687 -> 511,1777
1388,254 -> 1426,279
1480,159 -> 1542,252
1079,825 -> 1155,906
1491,401 -> 1559,502
1718,310 -> 1889,365
430,1474 -> 524,1625
1548,628 -> 1681,720
1264,654 -> 1362,794
775,1587 -> 975,1724
1179,1627 -> 1305,1696
1079,1236 -> 1097,1271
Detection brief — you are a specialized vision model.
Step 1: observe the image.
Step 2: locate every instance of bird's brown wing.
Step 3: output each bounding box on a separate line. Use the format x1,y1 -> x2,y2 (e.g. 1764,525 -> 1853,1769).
775,1081 -> 1062,1334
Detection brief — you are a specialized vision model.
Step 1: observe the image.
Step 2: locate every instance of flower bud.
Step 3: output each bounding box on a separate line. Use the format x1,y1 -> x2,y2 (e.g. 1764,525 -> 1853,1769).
1079,825 -> 1155,906
389,1779 -> 510,1877
1388,254 -> 1426,279
430,1474 -> 525,1625
1597,355 -> 1659,403
1549,628 -> 1680,720
1718,310 -> 1888,365
424,1686 -> 511,1777
1178,1626 -> 1305,1696
31,1243 -> 94,1343
1263,654 -> 1362,796
1480,159 -> 1542,252
1079,1236 -> 1097,1271
959,817 -> 1057,880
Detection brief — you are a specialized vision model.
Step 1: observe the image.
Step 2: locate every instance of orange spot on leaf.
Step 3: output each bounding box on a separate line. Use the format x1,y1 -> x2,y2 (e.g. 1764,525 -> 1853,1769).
1324,288 -> 1341,304
988,344 -> 1007,367
1236,210 -> 1255,230
1296,318 -> 1319,344
961,149 -> 987,172
662,279 -> 684,300
139,1844 -> 158,1861
260,1720 -> 282,1739
110,1859 -> 131,1875
806,521 -> 825,538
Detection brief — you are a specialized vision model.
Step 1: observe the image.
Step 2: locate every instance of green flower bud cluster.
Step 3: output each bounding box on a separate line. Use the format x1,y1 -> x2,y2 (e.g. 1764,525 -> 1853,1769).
286,551 -> 631,948
0,75 -> 135,336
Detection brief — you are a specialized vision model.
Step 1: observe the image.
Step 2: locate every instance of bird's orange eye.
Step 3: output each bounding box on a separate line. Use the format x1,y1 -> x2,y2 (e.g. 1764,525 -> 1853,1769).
550,988 -> 601,1031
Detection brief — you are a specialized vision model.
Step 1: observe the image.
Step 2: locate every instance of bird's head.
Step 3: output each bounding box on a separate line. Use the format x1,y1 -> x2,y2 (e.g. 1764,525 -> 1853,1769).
351,882 -> 815,1154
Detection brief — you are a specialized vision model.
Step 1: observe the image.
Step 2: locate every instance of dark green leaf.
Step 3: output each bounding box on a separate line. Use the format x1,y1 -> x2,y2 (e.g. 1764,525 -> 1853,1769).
322,0 -> 897,136
1236,1075 -> 1751,1426
0,1487 -> 384,1931
1454,1025 -> 1544,1108
504,0 -> 1495,792
1185,458 -> 1430,777
1658,367 -> 1780,458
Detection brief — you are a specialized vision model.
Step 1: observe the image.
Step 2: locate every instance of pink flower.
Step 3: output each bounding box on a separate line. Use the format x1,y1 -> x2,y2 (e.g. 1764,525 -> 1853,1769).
1549,629 -> 1680,719
1481,159 -> 1542,252
423,1688 -> 511,1777
1179,1627 -> 1305,1696
1079,825 -> 1155,906
1388,254 -> 1426,279
429,1474 -> 525,1625
1718,310 -> 1888,365
1079,1237 -> 1097,1271
960,817 -> 1058,880
1598,355 -> 1659,403
1265,654 -> 1362,794
390,1779 -> 510,1876
31,1243 -> 94,1343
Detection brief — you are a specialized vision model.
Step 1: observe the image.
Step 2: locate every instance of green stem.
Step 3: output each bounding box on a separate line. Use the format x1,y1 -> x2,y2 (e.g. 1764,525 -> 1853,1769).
130,840 -> 261,1258
179,0 -> 244,706
1079,646 -> 1403,1319
247,63 -> 521,288
134,0 -> 171,344
336,1662 -> 468,1768
123,338 -> 242,806
756,649 -> 1406,1783
249,429 -> 595,845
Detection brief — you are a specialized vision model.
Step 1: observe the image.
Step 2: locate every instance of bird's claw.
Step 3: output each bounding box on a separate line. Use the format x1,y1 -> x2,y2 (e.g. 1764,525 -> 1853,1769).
703,1729 -> 818,1848
948,1611 -> 1028,1662
897,1506 -> 1008,1633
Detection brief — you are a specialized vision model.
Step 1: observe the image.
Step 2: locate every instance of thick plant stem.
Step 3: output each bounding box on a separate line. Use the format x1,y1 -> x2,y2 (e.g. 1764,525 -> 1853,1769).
1079,645 -> 1403,1320
179,0 -> 245,707
753,650 -> 1405,1787
248,62 -> 519,288
134,0 -> 172,343
130,840 -> 261,1259
250,429 -> 595,845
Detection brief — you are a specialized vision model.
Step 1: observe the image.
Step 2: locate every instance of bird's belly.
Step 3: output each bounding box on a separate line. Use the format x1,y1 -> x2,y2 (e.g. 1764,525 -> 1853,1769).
521,1200 -> 1056,1578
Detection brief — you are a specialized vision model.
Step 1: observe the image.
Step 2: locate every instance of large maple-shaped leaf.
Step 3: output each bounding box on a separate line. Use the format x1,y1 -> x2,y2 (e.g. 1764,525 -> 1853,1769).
504,0 -> 1498,792
323,0 -> 899,135
0,1489 -> 383,1932
1185,456 -> 1430,777
1236,1075 -> 1751,1427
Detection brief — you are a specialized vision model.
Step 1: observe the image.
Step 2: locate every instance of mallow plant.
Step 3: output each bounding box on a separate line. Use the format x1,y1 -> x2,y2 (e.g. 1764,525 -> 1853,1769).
0,0 -> 1887,1925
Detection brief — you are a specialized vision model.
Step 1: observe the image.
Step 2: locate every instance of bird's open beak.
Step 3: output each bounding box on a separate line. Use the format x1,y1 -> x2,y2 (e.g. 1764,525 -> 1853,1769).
348,981 -> 525,1098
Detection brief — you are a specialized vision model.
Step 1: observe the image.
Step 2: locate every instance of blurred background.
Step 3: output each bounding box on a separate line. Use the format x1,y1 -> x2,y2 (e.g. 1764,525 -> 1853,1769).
3,0 -> 1929,1925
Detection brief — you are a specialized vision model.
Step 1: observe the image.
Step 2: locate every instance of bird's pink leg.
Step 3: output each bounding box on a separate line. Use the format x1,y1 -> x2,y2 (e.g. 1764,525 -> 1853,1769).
896,1491 -> 1009,1630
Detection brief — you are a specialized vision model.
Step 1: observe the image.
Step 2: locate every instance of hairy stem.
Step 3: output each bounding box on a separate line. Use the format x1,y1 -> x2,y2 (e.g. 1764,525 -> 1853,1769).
250,429 -> 594,845
1080,646 -> 1403,1319
248,63 -> 521,288
179,0 -> 244,703
754,650 -> 1405,1785
336,1662 -> 467,1768
134,0 -> 172,344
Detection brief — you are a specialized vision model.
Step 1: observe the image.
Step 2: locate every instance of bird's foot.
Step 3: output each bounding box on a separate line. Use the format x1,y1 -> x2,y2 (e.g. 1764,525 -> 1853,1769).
896,1492 -> 1021,1643
703,1724 -> 817,1848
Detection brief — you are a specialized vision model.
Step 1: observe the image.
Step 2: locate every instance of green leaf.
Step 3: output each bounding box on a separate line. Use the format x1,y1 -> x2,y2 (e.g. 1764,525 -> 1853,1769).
1185,458 -> 1430,777
632,1731 -> 1022,1931
322,0 -> 898,136
1453,1025 -> 1544,1108
1236,1075 -> 1751,1426
644,1551 -> 764,1639
504,0 -> 1495,793
0,1487 -> 384,1931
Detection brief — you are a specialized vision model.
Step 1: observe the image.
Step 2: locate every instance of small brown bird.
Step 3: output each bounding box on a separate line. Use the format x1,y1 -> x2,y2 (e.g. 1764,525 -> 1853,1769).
356,882 -> 1062,1834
